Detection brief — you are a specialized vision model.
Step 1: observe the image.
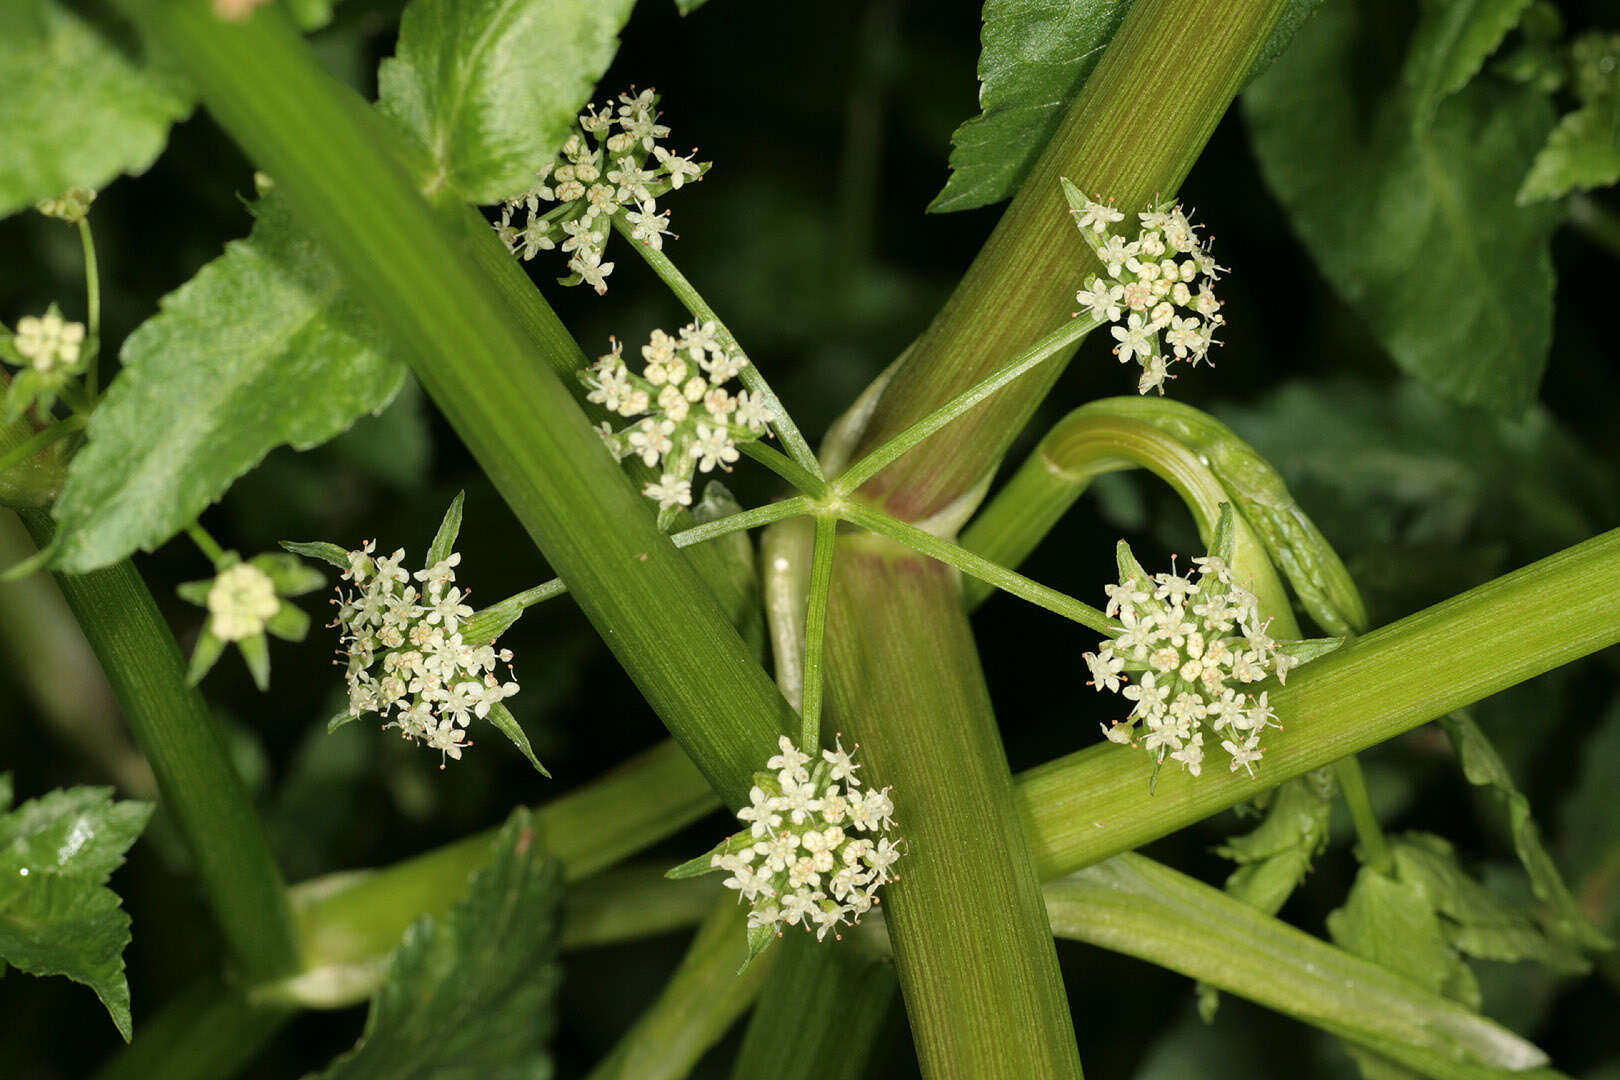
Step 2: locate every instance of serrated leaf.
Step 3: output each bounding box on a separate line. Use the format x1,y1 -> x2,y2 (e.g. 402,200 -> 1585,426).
0,784 -> 152,1041
1516,99 -> 1620,203
1391,833 -> 1589,972
308,810 -> 562,1080
1244,0 -> 1559,413
49,193 -> 407,573
1328,863 -> 1480,1009
1403,0 -> 1535,132
1216,770 -> 1336,916
928,0 -> 1323,213
0,1 -> 192,219
1439,712 -> 1611,951
484,702 -> 549,778
377,0 -> 637,205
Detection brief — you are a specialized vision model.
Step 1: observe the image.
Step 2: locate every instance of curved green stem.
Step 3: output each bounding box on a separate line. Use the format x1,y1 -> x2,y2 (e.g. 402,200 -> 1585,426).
611,214 -> 823,480
185,521 -> 226,567
1335,755 -> 1394,875
742,439 -> 826,497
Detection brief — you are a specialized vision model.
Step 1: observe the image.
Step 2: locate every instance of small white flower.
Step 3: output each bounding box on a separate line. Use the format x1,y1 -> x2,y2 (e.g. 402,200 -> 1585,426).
13,308 -> 86,373
206,564 -> 280,641
1075,196 -> 1125,233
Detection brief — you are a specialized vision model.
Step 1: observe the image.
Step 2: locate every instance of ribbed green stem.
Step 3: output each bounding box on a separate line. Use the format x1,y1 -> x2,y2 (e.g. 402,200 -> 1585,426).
585,900 -> 772,1080
1018,528 -> 1620,879
731,935 -> 898,1080
850,0 -> 1293,519
559,864 -> 717,952
17,511 -> 300,982
799,513 -> 839,749
825,538 -> 1081,1079
122,0 -> 795,808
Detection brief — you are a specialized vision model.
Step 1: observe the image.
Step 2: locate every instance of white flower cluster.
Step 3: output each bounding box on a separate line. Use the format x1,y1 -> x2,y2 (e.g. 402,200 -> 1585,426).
1084,542 -> 1295,779
332,541 -> 518,765
583,321 -> 775,513
207,564 -> 279,642
705,736 -> 903,943
496,88 -> 706,295
35,187 -> 96,224
13,307 -> 86,375
1063,178 -> 1226,395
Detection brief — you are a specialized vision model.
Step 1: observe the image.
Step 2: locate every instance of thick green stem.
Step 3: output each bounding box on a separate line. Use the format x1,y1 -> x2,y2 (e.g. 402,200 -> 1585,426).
849,0 -> 1293,520
123,0 -> 795,808
825,538 -> 1082,1079
17,512 -> 300,981
730,935 -> 898,1080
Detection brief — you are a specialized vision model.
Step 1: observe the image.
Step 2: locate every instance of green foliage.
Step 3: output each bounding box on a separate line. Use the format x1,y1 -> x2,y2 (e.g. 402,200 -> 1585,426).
1440,712 -> 1611,952
0,0 -> 191,220
1217,379 -> 1611,621
1244,0 -> 1559,413
377,0 -> 637,205
1558,692 -> 1620,935
927,0 -> 1133,213
1518,32 -> 1620,202
49,193 -> 407,573
929,0 -> 1322,213
1329,832 -> 1587,1030
0,777 -> 153,1041
1216,770 -> 1337,917
1403,0 -> 1535,132
309,809 -> 562,1080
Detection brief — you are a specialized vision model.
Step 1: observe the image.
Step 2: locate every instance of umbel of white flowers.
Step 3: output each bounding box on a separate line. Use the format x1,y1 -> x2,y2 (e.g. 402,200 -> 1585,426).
178,551 -> 325,691
289,497 -> 520,767
1,304 -> 88,422
495,88 -> 707,295
1084,509 -> 1337,782
583,321 -> 776,516
1061,177 -> 1226,396
670,736 -> 904,966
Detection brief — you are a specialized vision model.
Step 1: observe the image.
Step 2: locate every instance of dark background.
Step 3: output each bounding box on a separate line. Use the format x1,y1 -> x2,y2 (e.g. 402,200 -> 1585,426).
2,0 -> 1618,1076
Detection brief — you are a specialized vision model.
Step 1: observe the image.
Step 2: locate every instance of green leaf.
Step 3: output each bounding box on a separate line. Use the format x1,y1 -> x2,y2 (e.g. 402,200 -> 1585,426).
281,540 -> 352,571
1244,0 -> 1559,413
928,0 -> 1134,214
425,491 -> 464,568
49,193 -> 407,573
308,810 -> 563,1080
1403,0 -> 1535,132
0,1 -> 192,219
1328,863 -> 1480,1008
0,784 -> 153,1041
484,702 -> 550,778
1216,769 -> 1336,916
1438,712 -> 1611,951
674,0 -> 711,12
1559,691 -> 1620,934
1516,99 -> 1620,203
1391,833 -> 1589,972
377,0 -> 637,205
929,0 -> 1323,213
